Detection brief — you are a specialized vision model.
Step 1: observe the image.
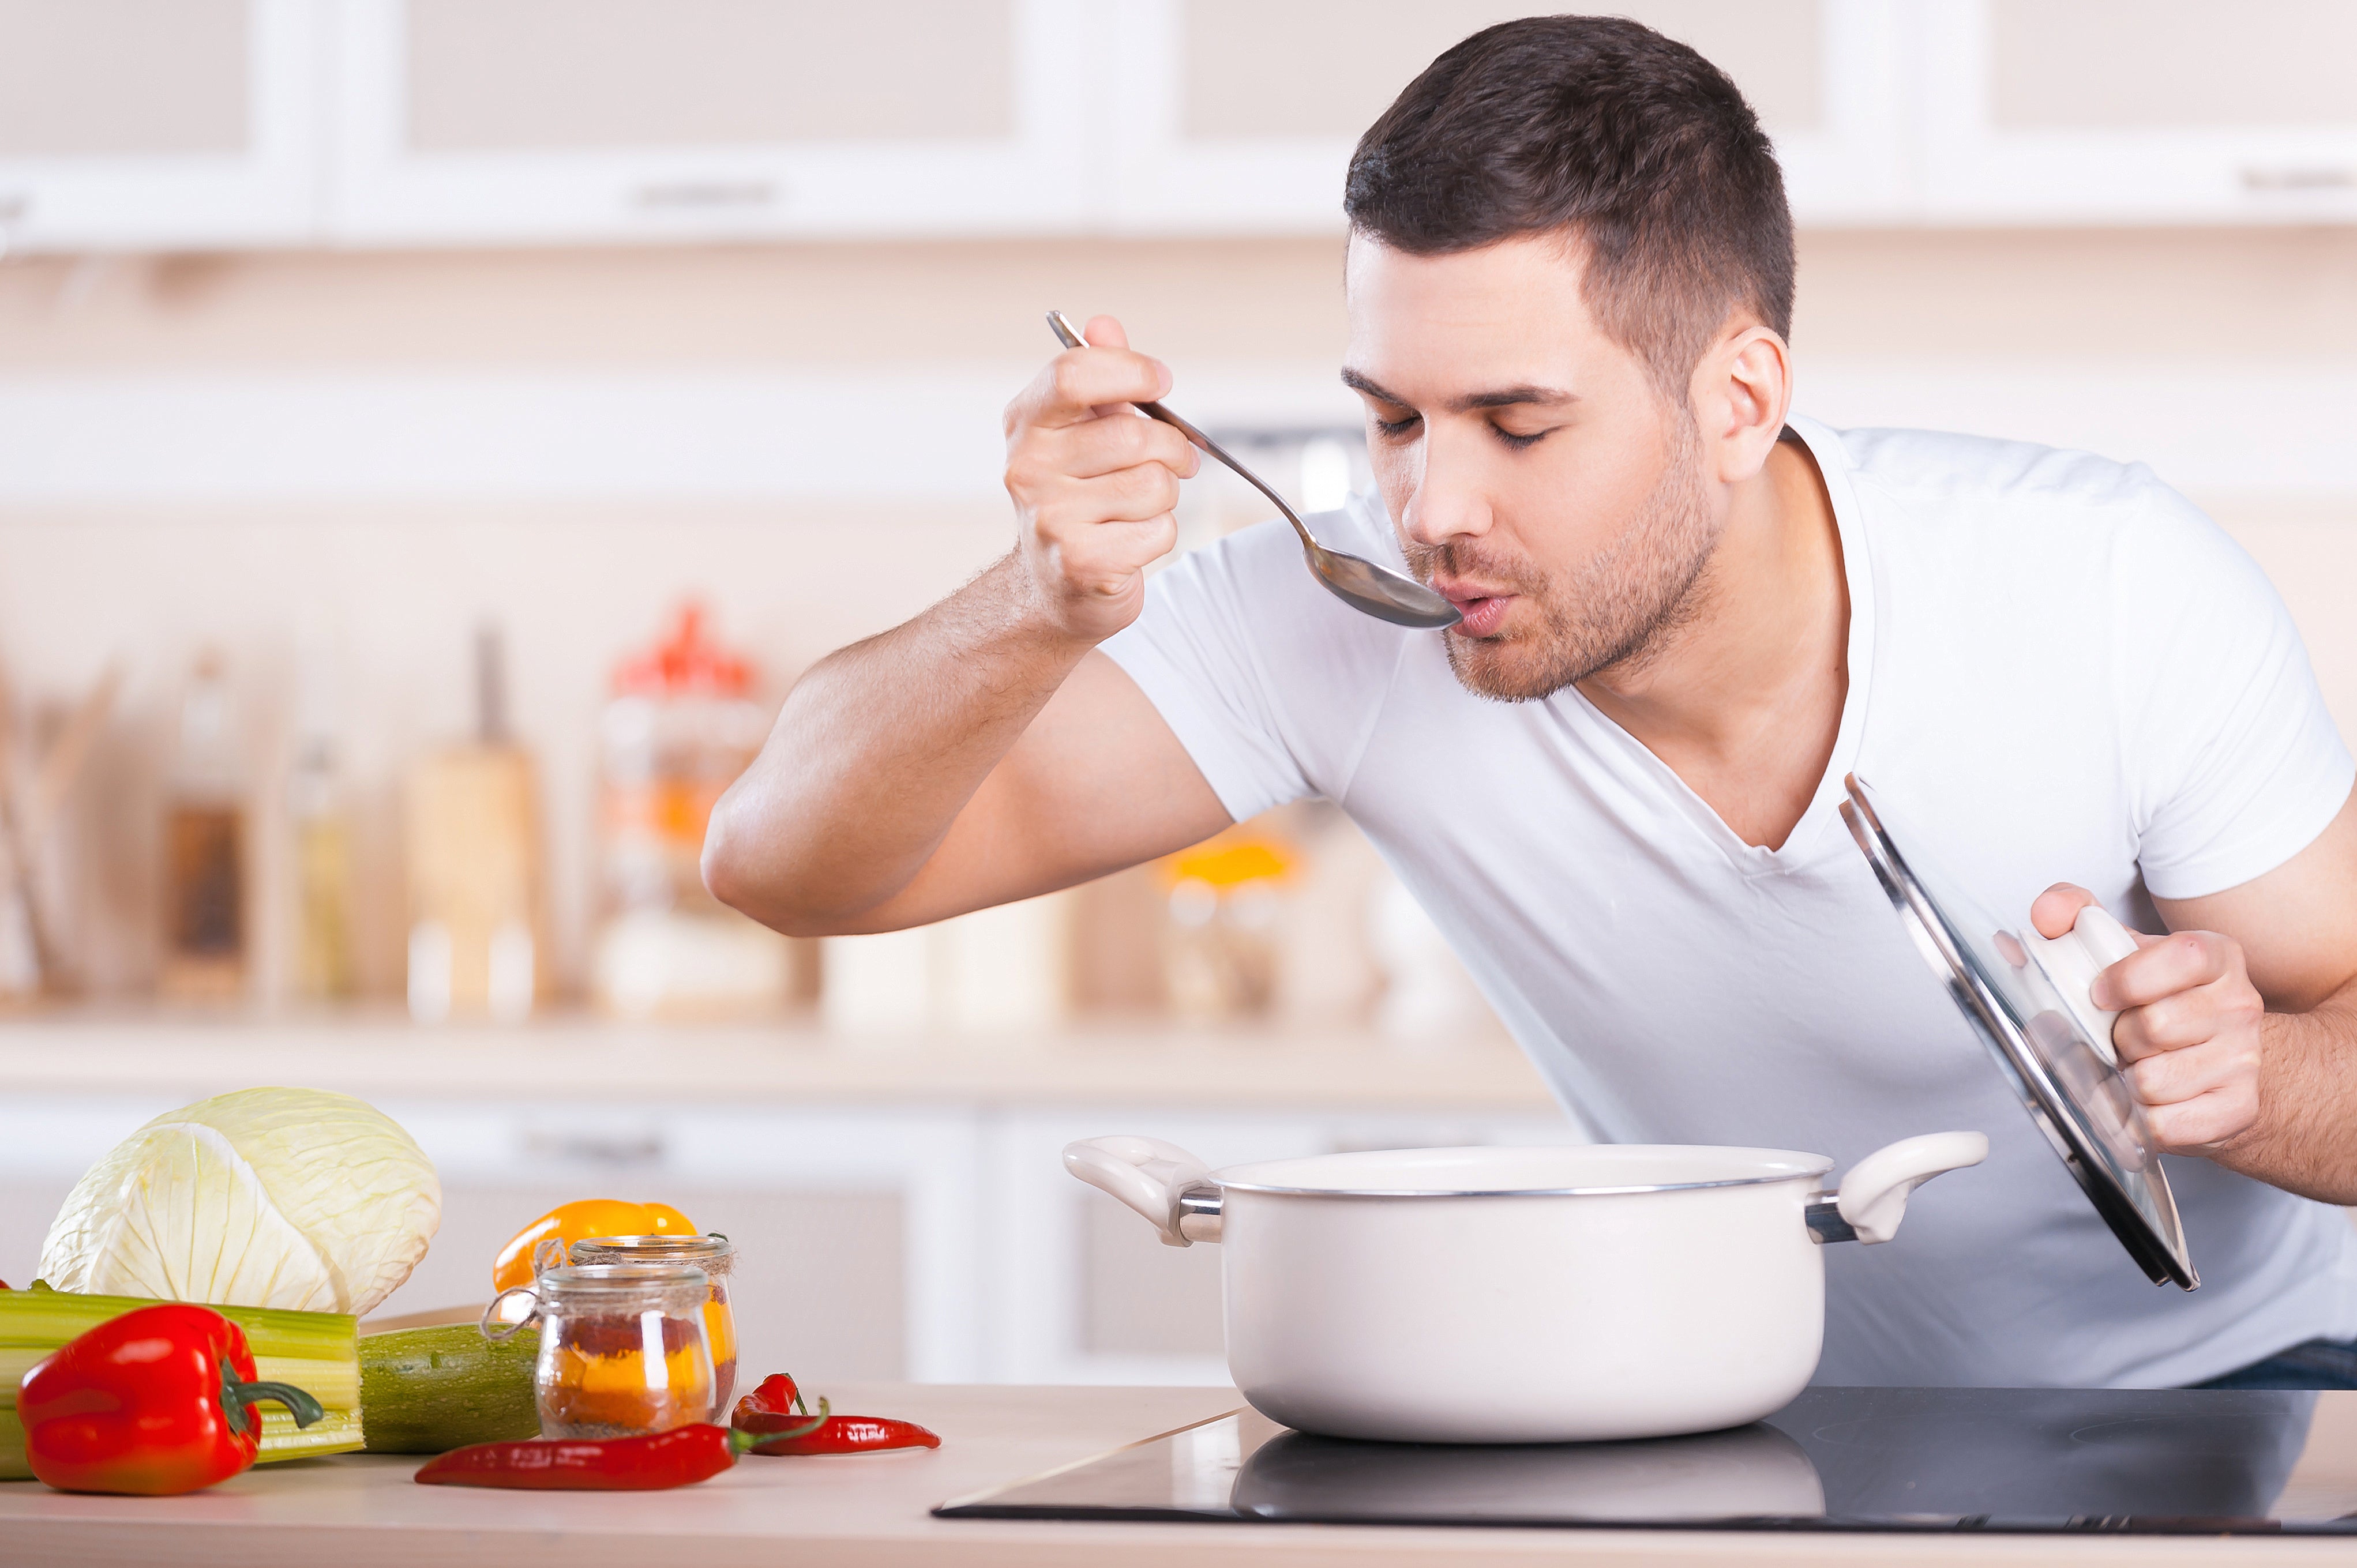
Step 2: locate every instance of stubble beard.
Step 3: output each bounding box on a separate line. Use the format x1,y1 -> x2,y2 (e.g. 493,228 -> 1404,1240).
1406,420 -> 1720,703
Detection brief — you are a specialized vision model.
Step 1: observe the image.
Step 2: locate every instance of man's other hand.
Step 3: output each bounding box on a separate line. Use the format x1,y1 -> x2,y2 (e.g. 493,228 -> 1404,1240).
2032,883 -> 2264,1155
1002,315 -> 1200,645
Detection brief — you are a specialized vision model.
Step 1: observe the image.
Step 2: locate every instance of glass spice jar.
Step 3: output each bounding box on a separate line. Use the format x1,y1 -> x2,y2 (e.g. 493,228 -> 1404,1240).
568,1233 -> 738,1416
483,1263 -> 716,1439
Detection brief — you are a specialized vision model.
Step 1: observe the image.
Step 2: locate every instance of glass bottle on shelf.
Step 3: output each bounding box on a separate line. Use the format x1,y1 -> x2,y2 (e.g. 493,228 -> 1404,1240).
160,651 -> 245,1002
591,604 -> 784,1020
406,625 -> 543,1024
287,657 -> 355,1003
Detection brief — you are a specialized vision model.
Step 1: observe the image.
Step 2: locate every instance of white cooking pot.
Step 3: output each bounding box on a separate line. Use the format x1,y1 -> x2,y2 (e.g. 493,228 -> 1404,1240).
1066,1130 -> 1987,1444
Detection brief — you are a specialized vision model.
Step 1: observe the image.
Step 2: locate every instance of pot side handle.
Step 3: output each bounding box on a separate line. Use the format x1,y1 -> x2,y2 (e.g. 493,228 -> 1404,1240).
1831,1130 -> 1989,1244
1063,1135 -> 1219,1248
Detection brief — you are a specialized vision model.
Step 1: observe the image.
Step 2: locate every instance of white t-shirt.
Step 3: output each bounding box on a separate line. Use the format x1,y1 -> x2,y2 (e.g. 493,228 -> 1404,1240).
1103,415 -> 2357,1389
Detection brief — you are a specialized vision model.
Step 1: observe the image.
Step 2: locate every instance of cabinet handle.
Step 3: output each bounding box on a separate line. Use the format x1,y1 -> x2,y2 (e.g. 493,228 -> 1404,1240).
0,193 -> 28,261
630,180 -> 779,211
2240,165 -> 2357,193
523,1129 -> 667,1168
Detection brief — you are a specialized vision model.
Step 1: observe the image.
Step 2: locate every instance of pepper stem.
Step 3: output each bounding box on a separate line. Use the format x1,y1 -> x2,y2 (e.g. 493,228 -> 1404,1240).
219,1356 -> 326,1437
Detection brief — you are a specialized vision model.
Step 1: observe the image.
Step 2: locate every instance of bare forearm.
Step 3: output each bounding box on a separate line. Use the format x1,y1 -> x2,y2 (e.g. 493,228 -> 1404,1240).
2213,979 -> 2357,1204
703,552 -> 1086,932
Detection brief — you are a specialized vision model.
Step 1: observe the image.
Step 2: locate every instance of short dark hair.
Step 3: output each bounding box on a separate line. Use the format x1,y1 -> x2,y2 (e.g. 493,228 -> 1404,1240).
1345,15 -> 1795,397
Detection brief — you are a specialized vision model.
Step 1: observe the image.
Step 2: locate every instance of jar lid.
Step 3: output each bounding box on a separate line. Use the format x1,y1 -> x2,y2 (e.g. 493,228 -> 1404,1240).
1840,774 -> 2195,1290
538,1262 -> 710,1306
611,604 -> 755,697
571,1233 -> 734,1276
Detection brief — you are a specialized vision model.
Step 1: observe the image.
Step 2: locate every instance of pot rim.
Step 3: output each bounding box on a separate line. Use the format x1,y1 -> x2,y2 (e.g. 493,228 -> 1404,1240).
1210,1144 -> 1836,1200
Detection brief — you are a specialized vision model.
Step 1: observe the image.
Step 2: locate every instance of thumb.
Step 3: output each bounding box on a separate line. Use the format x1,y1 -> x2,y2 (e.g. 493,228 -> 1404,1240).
1084,314 -> 1131,351
2029,882 -> 2099,940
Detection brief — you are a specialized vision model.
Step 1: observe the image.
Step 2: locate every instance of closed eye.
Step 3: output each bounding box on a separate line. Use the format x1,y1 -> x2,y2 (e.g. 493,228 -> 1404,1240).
1492,424 -> 1546,450
1373,412 -> 1421,439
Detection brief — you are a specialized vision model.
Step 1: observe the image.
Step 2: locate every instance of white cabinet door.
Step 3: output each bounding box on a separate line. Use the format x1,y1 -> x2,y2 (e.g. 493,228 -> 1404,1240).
1917,0 -> 2357,224
0,0 -> 322,253
982,1106 -> 1583,1386
328,0 -> 1096,245
1104,0 -> 1906,234
380,1100 -> 988,1384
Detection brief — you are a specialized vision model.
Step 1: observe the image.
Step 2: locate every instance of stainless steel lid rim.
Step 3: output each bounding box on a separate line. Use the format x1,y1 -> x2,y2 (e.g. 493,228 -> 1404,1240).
1210,1144 -> 1837,1200
1212,1170 -> 1833,1199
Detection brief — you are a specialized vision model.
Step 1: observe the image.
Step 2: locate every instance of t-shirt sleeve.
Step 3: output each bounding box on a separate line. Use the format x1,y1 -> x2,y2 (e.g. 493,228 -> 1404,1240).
1099,524 -> 1318,823
2116,488 -> 2355,900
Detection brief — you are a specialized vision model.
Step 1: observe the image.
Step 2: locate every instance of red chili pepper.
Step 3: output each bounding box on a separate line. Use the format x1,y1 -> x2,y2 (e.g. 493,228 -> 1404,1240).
416,1408 -> 830,1492
738,1412 -> 941,1455
18,1302 -> 325,1496
735,1372 -> 805,1418
730,1371 -> 937,1455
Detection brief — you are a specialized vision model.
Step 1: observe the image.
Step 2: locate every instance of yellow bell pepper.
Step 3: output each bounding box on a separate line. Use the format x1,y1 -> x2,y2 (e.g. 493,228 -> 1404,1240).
491,1200 -> 698,1291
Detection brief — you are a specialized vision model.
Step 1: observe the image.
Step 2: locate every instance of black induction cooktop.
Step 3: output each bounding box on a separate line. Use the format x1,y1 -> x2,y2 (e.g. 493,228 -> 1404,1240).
935,1387 -> 2357,1533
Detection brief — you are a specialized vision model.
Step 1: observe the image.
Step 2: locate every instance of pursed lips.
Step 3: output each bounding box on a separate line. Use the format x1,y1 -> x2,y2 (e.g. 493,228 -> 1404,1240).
1431,577 -> 1516,638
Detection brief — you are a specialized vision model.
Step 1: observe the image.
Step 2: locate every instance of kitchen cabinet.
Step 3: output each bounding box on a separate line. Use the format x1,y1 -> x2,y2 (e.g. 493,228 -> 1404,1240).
1916,0 -> 2357,224
0,0 -> 322,253
326,0 -> 1098,245
1102,0 -> 1909,233
376,1100 -> 988,1386
0,1024 -> 1570,1386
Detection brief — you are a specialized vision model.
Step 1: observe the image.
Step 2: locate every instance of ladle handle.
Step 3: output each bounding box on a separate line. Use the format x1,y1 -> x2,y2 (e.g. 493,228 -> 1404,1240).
1044,310 -> 1319,552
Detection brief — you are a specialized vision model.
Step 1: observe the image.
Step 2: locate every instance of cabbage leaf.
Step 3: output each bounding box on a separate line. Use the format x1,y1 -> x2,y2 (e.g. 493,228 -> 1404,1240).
39,1086 -> 441,1317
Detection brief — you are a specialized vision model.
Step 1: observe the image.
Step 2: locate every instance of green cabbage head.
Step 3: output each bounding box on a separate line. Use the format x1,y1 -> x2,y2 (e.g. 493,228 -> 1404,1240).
39,1086 -> 442,1316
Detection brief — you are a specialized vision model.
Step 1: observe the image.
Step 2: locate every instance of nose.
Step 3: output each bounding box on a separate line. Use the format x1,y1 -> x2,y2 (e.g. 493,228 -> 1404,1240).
1397,424 -> 1492,550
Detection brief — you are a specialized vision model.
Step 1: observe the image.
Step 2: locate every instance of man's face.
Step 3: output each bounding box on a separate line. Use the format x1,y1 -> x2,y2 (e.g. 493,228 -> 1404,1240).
1343,234 -> 1717,701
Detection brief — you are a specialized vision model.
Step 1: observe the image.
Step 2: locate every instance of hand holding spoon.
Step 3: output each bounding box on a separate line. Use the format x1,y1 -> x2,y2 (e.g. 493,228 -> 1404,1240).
1045,311 -> 1459,630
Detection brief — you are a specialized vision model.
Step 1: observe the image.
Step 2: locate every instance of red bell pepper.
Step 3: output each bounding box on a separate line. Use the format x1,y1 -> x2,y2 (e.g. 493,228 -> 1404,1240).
731,1371 -> 940,1455
18,1302 -> 325,1496
416,1409 -> 829,1491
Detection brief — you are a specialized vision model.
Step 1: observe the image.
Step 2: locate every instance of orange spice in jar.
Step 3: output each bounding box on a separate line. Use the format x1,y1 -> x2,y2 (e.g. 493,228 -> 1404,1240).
568,1234 -> 738,1416
516,1264 -> 717,1439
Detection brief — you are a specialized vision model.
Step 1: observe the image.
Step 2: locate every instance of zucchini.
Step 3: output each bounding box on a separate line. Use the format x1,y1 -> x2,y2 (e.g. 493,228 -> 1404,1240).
359,1323 -> 539,1453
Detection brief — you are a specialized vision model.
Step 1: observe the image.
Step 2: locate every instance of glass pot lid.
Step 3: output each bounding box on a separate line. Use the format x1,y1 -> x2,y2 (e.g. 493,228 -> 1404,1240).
1839,774 -> 2196,1290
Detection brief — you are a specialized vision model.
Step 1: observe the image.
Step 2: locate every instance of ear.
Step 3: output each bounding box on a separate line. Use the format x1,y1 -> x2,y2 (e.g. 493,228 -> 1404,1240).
1690,324 -> 1792,486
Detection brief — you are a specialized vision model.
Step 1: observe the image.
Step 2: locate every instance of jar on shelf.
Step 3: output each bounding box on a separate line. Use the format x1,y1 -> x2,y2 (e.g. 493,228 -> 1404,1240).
483,1263 -> 717,1439
591,604 -> 787,1019
1162,826 -> 1296,1023
568,1233 -> 738,1416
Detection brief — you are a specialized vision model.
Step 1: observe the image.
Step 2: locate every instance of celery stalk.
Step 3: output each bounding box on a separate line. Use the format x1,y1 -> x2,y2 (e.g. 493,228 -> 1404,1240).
255,1406 -> 365,1462
0,1410 -> 27,1481
0,1287 -> 363,1464
250,1356 -> 359,1412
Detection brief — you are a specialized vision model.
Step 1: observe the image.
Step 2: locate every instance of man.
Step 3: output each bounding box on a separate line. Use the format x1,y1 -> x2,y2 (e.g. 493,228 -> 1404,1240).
705,17 -> 2357,1387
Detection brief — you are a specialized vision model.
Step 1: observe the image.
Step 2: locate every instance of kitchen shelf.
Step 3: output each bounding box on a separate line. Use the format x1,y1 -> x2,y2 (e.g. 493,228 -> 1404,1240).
0,1009 -> 1556,1111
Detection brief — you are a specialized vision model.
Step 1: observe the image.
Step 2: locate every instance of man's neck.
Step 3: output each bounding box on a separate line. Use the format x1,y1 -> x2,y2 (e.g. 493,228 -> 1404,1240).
1575,435 -> 1849,851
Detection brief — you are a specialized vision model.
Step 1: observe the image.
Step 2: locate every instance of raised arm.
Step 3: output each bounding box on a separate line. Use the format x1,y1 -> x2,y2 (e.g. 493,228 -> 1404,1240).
702,318 -> 1231,937
2033,785 -> 2357,1202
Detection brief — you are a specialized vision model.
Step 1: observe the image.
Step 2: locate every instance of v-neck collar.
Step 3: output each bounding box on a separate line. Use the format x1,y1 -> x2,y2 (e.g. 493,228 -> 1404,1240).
1556,416 -> 1876,877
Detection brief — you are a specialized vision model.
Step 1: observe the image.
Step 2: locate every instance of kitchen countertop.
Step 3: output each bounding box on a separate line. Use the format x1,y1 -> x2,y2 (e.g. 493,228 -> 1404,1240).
4,1383 -> 2355,1568
0,1014 -> 1557,1110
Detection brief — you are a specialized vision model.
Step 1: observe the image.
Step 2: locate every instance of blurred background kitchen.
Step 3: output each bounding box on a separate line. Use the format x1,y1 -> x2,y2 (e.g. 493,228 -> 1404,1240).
2,0 -> 2355,1387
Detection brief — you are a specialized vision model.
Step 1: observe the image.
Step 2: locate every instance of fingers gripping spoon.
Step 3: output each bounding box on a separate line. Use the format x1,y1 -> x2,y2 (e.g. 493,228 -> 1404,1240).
1046,311 -> 1460,630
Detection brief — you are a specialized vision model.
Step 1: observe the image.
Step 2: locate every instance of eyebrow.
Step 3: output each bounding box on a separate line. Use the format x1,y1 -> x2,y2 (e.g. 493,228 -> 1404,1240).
1339,366 -> 1579,413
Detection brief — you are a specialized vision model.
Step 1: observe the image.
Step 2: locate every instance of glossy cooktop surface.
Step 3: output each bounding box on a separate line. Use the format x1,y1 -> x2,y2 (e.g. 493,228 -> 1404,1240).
936,1387 -> 2357,1533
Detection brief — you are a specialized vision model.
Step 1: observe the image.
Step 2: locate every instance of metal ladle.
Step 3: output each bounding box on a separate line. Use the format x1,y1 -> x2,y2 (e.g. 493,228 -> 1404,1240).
1046,311 -> 1459,630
